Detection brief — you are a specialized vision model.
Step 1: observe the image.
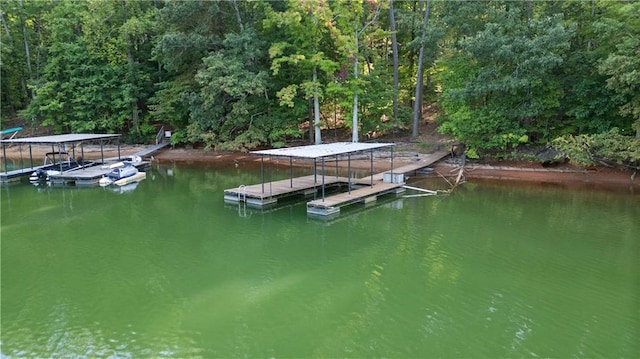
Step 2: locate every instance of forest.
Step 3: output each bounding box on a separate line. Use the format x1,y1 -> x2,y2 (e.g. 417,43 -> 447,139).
1,0 -> 639,166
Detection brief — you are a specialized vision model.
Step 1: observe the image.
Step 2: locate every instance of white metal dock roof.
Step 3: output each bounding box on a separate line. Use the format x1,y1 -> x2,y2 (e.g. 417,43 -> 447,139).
251,142 -> 394,159
1,133 -> 120,144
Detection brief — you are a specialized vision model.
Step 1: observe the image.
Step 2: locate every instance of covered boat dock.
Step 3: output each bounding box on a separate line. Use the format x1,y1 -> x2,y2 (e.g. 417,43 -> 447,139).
0,133 -> 143,184
224,142 -> 407,216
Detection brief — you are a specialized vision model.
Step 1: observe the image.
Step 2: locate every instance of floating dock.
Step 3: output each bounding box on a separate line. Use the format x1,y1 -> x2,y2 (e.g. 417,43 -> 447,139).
307,182 -> 406,216
224,142 -> 448,217
1,133 -> 164,184
225,175 -> 350,207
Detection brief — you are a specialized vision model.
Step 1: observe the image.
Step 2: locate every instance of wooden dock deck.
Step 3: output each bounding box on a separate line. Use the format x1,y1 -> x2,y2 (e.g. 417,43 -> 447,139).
224,174 -> 351,207
307,182 -> 405,216
360,150 -> 449,182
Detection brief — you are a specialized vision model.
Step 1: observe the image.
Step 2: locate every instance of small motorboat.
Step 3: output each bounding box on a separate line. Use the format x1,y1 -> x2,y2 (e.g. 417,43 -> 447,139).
107,162 -> 139,180
99,162 -> 145,187
29,152 -> 83,184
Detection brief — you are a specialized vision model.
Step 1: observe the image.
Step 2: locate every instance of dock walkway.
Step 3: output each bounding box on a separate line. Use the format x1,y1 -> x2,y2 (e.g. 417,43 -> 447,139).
307,182 -> 405,216
360,150 -> 449,182
134,142 -> 170,158
224,174 -> 350,206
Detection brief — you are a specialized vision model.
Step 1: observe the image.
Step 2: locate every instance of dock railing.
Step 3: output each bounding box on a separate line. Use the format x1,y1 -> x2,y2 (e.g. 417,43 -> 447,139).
155,126 -> 165,145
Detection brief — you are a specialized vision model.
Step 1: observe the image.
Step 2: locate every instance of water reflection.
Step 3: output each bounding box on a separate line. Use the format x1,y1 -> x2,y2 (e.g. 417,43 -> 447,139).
1,164 -> 638,357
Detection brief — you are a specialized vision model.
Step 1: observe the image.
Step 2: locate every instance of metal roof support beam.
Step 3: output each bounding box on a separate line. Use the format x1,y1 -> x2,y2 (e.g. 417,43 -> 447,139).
269,155 -> 273,196
370,149 -> 374,187
390,147 -> 394,177
2,144 -> 6,174
57,143 -> 63,172
261,155 -> 265,194
348,153 -> 352,194
321,157 -> 325,202
100,141 -> 105,164
29,144 -> 33,169
313,159 -> 317,184
80,143 -> 85,170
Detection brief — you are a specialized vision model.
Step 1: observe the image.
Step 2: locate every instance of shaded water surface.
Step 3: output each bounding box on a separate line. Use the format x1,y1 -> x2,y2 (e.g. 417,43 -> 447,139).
1,163 -> 638,357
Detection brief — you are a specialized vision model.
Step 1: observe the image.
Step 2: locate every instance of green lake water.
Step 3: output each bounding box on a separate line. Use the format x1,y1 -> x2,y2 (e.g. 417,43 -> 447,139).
1,162 -> 638,358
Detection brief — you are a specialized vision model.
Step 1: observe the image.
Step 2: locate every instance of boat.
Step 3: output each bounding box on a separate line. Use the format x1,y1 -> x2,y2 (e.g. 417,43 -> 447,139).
107,162 -> 138,180
29,151 -> 83,184
99,162 -> 145,187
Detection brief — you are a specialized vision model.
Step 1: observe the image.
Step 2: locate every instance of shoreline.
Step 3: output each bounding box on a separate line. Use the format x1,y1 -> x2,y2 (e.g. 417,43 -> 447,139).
2,144 -> 638,192
153,148 -> 639,193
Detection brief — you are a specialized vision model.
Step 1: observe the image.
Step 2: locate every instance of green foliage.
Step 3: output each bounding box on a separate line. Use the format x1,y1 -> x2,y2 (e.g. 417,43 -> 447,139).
597,2 -> 640,137
2,0 -> 640,157
189,28 -> 272,150
553,128 -> 640,168
438,6 -> 573,150
16,0 -> 157,139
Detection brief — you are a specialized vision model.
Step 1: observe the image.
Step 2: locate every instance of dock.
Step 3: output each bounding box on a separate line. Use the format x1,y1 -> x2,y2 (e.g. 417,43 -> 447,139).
307,182 -> 406,216
1,133 -> 166,184
306,150 -> 449,216
224,143 -> 449,217
48,161 -> 150,186
224,175 -> 350,206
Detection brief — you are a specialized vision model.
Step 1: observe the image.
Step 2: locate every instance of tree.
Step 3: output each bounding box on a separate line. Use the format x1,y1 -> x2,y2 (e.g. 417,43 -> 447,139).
190,29 -> 271,151
330,0 -> 382,143
264,0 -> 340,145
438,3 -> 574,152
597,2 -> 640,138
21,0 -> 158,137
0,0 -> 50,118
412,0 -> 431,137
388,0 -> 399,122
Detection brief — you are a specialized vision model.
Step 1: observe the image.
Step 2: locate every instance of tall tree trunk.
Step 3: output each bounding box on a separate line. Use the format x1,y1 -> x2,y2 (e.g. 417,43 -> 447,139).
18,0 -> 31,78
232,0 -> 245,33
0,10 -> 10,38
526,0 -> 532,29
587,0 -> 595,50
127,46 -> 140,135
389,0 -> 399,124
18,0 -> 32,100
121,0 -> 139,135
313,67 -> 321,145
351,3 -> 381,143
412,0 -> 431,138
352,33 -> 359,143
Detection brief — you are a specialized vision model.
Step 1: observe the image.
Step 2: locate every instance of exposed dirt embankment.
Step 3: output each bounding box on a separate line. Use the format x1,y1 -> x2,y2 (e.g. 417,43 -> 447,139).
433,162 -> 638,192
3,144 -> 637,192
152,147 -> 638,192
